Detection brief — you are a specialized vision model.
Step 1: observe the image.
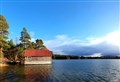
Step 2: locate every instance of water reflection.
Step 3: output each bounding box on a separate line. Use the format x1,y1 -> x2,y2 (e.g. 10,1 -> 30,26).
24,65 -> 52,82
0,60 -> 120,82
0,65 -> 52,82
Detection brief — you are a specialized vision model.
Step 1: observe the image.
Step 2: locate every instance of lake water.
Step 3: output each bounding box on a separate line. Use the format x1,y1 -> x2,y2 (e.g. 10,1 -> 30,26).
0,59 -> 120,82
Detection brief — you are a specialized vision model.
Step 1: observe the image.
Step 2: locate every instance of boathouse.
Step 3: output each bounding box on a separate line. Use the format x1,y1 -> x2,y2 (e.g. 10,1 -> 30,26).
24,50 -> 52,64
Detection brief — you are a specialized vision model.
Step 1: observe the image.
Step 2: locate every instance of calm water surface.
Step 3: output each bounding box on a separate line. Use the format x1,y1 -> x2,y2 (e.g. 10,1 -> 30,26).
0,59 -> 120,82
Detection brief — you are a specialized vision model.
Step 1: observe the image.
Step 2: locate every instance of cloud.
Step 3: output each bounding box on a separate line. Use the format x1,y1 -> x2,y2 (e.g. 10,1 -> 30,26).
89,53 -> 102,57
29,31 -> 36,42
44,30 -> 120,56
89,30 -> 120,46
30,31 -> 35,38
31,38 -> 36,42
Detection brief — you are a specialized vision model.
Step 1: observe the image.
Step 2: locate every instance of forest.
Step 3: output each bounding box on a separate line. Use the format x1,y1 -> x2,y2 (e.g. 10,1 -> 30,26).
0,15 -> 47,63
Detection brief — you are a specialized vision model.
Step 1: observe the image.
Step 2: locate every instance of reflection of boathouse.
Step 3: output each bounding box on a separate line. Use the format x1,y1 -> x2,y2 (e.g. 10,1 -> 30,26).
24,50 -> 52,64
0,65 -> 52,81
24,65 -> 52,82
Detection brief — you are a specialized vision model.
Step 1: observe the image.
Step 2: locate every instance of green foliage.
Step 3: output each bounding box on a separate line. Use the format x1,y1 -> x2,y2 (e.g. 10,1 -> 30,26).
4,46 -> 24,62
19,27 -> 31,49
0,15 -> 9,38
20,27 -> 31,42
31,42 -> 37,49
8,39 -> 15,47
36,39 -> 43,46
0,15 -> 9,58
27,42 -> 34,49
0,15 -> 9,48
35,39 -> 47,49
19,28 -> 47,50
0,15 -> 48,63
3,39 -> 23,61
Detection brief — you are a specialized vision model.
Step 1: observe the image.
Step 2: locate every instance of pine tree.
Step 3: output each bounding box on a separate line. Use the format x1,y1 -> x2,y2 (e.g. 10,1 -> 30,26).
8,39 -> 15,48
20,27 -> 31,49
0,15 -> 9,59
36,39 -> 47,49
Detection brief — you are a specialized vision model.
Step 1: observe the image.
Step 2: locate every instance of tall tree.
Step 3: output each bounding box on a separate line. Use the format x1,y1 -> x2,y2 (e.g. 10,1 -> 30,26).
0,15 -> 9,59
31,42 -> 37,49
19,27 -> 31,49
36,39 -> 43,46
36,39 -> 47,49
8,39 -> 15,47
4,40 -> 24,62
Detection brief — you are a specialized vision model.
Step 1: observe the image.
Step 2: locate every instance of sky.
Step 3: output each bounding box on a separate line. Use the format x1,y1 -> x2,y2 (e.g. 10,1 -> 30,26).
0,0 -> 120,56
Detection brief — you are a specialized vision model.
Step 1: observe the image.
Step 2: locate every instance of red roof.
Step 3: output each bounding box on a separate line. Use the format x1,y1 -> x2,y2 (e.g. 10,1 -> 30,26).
24,50 -> 52,57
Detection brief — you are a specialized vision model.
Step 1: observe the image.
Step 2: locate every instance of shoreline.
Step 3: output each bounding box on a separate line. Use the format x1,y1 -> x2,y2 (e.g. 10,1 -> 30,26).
0,64 -> 8,66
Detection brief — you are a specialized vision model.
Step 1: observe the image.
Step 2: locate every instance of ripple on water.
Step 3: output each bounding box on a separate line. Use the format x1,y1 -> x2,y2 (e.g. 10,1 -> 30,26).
0,60 -> 120,82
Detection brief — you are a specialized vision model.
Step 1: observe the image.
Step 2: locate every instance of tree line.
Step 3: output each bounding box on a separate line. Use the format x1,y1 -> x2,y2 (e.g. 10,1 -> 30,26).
53,54 -> 120,59
0,15 -> 47,63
